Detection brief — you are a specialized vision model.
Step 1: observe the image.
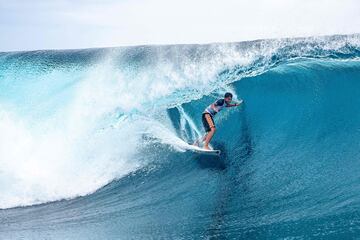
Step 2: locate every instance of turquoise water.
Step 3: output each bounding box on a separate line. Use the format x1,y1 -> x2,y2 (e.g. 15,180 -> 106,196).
1,34 -> 360,239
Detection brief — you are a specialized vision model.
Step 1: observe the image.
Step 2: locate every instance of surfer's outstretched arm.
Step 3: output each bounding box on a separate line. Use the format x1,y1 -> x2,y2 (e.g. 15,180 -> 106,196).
226,99 -> 243,108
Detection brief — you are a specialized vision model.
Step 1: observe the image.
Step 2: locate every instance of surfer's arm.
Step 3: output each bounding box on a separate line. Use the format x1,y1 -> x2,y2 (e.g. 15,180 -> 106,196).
226,100 -> 243,107
226,104 -> 238,107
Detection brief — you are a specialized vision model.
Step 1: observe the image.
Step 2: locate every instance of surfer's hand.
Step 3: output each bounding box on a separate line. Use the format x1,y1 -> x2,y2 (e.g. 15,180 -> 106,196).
236,100 -> 243,106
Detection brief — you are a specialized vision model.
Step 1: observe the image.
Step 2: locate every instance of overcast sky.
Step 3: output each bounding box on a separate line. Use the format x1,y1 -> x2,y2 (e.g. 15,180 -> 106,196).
0,0 -> 359,52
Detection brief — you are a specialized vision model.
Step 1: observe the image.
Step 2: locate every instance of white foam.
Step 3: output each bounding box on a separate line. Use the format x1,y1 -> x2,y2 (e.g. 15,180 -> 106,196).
0,47 -> 227,208
0,54 -> 150,209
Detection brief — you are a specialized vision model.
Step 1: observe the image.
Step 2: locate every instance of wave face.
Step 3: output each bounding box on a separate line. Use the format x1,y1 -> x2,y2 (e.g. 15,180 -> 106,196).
1,34 -> 360,239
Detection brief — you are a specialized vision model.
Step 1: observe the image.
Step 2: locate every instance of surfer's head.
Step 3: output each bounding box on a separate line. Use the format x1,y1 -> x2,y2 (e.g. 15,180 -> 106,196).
224,92 -> 233,103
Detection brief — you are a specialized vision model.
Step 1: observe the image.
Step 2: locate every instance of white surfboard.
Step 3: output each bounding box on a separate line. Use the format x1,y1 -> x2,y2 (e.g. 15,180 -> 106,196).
187,145 -> 221,156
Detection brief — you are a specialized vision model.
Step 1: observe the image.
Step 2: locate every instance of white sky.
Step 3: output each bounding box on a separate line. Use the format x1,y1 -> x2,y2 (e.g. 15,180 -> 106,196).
0,0 -> 359,52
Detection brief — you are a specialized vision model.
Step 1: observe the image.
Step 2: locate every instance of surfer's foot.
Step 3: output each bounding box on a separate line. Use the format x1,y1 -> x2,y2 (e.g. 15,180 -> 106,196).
203,145 -> 210,150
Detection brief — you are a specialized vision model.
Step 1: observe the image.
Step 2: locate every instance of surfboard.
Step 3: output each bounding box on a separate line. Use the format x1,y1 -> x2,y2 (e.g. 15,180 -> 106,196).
187,145 -> 221,156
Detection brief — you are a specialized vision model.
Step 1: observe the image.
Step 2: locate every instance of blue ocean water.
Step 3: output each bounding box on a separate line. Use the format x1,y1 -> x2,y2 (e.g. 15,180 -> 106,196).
1,34 -> 360,239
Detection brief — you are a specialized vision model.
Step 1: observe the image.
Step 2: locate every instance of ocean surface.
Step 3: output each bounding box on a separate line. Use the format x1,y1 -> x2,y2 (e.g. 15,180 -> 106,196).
1,34 -> 360,239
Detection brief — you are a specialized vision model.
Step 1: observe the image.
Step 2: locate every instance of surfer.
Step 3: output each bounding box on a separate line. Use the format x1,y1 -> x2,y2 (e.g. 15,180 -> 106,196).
194,92 -> 242,150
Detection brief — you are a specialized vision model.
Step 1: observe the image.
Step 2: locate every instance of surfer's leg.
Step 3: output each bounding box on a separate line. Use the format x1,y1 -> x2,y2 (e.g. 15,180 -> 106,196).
202,133 -> 207,142
204,127 -> 216,149
202,113 -> 215,149
192,138 -> 200,146
193,133 -> 207,146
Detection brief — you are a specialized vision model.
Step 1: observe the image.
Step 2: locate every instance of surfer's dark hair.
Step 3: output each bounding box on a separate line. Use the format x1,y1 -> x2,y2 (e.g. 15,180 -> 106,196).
224,92 -> 233,98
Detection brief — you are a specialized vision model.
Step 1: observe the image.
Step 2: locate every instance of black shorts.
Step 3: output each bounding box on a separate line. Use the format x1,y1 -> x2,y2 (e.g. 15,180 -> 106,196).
202,113 -> 215,132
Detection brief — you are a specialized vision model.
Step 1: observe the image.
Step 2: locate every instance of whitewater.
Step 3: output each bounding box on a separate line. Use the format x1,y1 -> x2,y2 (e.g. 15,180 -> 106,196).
1,34 -> 360,239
